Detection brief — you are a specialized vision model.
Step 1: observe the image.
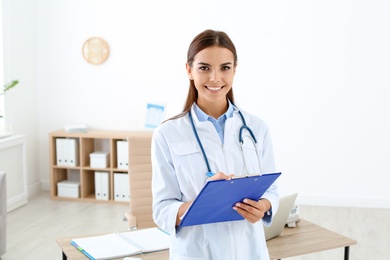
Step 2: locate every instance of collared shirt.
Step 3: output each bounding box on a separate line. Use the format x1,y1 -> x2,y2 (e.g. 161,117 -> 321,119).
193,100 -> 234,144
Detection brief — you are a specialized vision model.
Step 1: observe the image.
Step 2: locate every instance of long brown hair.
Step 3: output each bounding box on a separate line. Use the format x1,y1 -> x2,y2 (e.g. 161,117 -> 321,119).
167,29 -> 238,121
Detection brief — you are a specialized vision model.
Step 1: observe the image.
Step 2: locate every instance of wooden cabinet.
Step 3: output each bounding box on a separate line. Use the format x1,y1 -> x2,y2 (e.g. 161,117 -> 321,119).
49,130 -> 153,203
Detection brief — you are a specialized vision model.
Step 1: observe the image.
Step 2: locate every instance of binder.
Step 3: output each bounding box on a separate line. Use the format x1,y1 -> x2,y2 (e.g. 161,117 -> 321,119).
56,138 -> 66,166
117,140 -> 129,170
179,172 -> 281,227
94,172 -> 102,200
114,173 -> 130,202
95,172 -> 109,200
66,138 -> 79,167
120,173 -> 130,202
114,173 -> 122,201
101,172 -> 109,200
55,138 -> 79,166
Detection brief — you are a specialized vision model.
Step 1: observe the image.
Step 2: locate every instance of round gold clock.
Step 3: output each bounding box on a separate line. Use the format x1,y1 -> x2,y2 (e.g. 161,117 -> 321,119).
82,37 -> 110,65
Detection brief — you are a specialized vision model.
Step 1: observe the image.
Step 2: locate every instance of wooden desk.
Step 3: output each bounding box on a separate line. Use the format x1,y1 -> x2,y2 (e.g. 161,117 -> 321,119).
267,219 -> 356,260
57,219 -> 356,260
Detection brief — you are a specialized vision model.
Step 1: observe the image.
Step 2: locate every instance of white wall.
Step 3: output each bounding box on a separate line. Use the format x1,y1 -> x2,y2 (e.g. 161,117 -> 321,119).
4,0 -> 390,208
2,0 -> 40,194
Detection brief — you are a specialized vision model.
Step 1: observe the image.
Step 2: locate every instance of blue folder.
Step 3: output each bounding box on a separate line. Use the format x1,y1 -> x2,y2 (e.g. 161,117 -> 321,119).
179,172 -> 281,227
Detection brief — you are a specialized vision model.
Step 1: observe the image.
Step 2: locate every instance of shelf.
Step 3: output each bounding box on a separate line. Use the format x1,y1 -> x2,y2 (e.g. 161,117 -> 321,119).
49,129 -> 153,204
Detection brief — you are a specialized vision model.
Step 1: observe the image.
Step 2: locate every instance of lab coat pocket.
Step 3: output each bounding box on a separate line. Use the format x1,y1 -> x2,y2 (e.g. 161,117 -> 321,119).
170,141 -> 205,176
171,141 -> 200,155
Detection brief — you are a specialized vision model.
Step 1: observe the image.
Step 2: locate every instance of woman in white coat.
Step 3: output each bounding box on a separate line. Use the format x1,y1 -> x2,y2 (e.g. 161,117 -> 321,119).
151,29 -> 279,260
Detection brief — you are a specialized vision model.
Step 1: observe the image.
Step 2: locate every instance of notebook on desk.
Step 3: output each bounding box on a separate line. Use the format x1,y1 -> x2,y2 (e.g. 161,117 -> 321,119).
71,227 -> 170,260
264,193 -> 298,240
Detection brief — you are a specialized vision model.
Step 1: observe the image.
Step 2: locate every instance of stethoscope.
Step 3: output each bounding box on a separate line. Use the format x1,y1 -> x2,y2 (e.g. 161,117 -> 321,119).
188,107 -> 262,177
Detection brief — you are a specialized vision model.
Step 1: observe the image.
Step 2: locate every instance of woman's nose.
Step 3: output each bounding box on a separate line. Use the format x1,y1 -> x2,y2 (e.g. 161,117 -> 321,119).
209,70 -> 221,82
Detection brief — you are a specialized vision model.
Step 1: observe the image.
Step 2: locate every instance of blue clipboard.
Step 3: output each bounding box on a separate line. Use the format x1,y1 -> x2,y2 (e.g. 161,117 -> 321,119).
179,172 -> 281,227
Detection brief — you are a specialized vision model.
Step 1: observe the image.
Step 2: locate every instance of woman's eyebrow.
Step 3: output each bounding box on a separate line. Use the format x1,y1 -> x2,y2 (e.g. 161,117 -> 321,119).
196,62 -> 233,66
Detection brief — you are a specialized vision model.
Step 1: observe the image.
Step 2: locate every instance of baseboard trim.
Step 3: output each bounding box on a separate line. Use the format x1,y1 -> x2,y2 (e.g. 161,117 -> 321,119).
28,181 -> 44,197
39,180 -> 50,191
7,194 -> 28,212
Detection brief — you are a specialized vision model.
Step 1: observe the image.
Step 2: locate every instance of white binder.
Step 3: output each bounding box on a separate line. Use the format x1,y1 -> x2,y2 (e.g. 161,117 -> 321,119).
101,172 -> 109,200
95,172 -> 102,200
95,172 -> 109,201
66,138 -> 79,167
114,173 -> 121,201
117,141 -> 129,170
56,138 -> 66,166
121,174 -> 130,202
56,138 -> 79,166
114,173 -> 130,202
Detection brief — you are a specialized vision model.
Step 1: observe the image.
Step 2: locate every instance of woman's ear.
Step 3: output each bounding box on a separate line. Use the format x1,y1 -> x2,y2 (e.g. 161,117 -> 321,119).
186,63 -> 193,80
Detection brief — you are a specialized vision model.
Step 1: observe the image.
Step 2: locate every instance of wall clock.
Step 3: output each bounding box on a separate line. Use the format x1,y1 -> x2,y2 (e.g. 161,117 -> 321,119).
82,37 -> 110,65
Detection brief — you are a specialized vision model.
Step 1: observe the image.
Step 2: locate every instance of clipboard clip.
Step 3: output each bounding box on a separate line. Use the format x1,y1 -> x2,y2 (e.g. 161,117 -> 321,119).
230,174 -> 261,180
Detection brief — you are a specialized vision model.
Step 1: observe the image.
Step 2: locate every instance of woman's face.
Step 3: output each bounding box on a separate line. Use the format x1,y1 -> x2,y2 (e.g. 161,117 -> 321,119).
187,46 -> 236,108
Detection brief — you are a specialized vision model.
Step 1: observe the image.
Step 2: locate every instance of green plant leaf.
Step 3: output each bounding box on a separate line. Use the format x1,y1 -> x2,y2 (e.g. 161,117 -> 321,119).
1,80 -> 19,95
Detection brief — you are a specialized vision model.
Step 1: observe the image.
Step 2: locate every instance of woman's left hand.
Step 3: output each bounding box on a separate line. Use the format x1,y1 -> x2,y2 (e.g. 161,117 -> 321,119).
233,198 -> 271,223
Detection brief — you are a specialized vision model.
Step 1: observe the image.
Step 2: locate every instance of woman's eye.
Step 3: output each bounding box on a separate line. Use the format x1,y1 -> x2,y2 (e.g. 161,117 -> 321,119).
221,66 -> 231,71
199,66 -> 209,71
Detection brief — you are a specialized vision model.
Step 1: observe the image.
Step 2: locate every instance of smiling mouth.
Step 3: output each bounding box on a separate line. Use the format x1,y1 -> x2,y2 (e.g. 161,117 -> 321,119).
206,86 -> 223,91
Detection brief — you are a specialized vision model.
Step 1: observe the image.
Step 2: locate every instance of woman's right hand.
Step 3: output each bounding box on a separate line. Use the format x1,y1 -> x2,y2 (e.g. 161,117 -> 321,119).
209,171 -> 234,181
176,172 -> 235,225
176,201 -> 192,226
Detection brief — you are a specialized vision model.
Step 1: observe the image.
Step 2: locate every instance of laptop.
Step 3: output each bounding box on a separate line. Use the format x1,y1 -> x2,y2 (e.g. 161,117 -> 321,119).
264,193 -> 298,240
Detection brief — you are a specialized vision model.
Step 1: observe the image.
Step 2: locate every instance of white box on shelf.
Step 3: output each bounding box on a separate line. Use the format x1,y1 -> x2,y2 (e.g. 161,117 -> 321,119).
57,180 -> 80,198
90,151 -> 109,168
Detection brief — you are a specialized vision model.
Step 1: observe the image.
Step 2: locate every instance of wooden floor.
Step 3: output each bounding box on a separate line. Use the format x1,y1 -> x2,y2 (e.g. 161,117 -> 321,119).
2,192 -> 389,259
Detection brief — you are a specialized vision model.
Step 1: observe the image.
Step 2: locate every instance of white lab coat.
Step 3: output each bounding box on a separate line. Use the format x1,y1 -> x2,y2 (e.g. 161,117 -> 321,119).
151,104 -> 279,260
